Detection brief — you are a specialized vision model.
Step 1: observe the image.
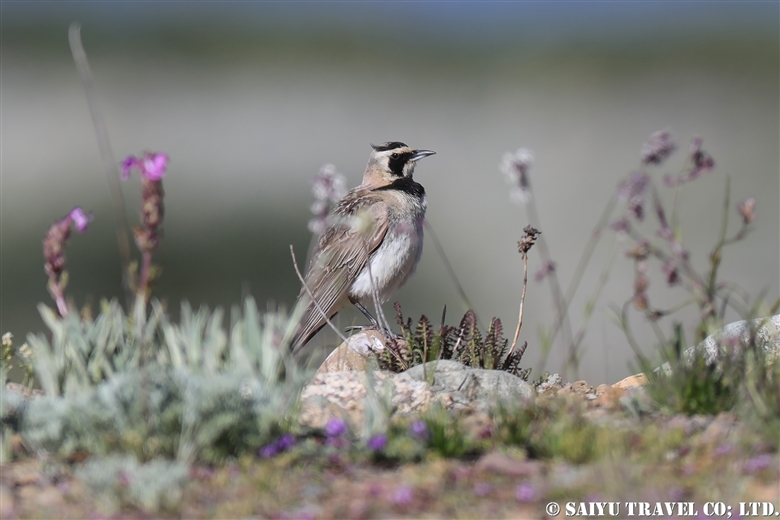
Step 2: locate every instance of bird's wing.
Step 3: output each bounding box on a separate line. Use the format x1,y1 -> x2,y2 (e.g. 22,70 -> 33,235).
292,195 -> 389,351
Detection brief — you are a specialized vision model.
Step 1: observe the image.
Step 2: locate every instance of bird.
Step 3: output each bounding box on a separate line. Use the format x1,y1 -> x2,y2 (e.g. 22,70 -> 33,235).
291,141 -> 435,354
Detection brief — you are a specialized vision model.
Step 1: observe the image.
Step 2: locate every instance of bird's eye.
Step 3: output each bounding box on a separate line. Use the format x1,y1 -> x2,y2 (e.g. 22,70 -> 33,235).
390,153 -> 399,159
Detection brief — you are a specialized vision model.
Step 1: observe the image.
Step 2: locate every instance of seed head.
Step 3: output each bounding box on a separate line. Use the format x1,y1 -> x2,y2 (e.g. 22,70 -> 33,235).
641,130 -> 677,165
737,197 -> 756,225
517,225 -> 541,254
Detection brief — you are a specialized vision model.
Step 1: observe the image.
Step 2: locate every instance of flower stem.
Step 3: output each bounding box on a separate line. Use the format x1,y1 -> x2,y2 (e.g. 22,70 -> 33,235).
509,252 -> 528,355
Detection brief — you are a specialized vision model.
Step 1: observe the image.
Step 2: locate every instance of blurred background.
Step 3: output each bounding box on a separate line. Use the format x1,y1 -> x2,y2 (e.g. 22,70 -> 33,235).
2,1 -> 778,384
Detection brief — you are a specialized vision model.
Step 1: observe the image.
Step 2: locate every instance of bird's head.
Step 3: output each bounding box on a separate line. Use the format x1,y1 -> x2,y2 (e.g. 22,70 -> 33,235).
362,142 -> 435,188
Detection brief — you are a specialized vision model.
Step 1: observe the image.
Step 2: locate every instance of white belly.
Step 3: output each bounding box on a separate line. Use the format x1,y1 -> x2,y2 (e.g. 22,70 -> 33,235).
349,221 -> 423,303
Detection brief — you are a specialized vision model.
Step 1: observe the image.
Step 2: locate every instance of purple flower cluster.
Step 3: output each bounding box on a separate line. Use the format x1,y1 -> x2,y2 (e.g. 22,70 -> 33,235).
42,206 -> 94,317
121,153 -> 168,255
392,485 -> 414,506
618,172 -> 650,221
308,163 -> 346,234
324,417 -> 350,448
409,420 -> 429,440
641,130 -> 677,165
663,137 -> 715,187
259,434 -> 296,458
121,152 -> 169,182
515,482 -> 537,502
743,453 -> 774,474
367,434 -> 388,451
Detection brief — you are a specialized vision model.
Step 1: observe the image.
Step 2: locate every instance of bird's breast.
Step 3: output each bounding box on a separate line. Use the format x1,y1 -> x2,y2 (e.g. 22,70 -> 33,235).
348,205 -> 425,303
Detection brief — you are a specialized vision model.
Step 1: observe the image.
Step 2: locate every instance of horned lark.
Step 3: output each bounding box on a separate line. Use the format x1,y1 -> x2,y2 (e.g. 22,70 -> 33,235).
291,142 -> 435,353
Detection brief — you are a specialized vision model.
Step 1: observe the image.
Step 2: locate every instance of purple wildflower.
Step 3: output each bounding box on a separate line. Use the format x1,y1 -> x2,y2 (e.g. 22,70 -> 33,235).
713,443 -> 733,457
500,148 -> 534,205
308,163 -> 346,234
121,152 -> 169,181
259,434 -> 296,458
641,130 -> 677,165
367,434 -> 388,451
743,453 -> 773,474
689,137 -> 715,177
737,197 -> 756,225
43,206 -> 94,317
409,420 -> 429,440
392,485 -> 414,506
515,482 -> 537,502
259,443 -> 279,458
664,137 -> 715,186
473,482 -> 491,497
325,417 -> 347,438
277,434 -> 295,451
68,207 -> 92,232
661,259 -> 680,286
121,151 -> 169,299
618,172 -> 650,221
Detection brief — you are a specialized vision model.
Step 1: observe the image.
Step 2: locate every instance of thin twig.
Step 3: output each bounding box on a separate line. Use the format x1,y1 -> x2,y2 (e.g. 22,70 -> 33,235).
509,251 -> 528,355
68,24 -> 133,306
523,192 -> 573,371
289,245 -> 349,348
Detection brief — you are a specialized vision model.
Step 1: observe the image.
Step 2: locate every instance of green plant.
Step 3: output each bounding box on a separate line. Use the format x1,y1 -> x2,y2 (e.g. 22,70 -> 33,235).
637,323 -> 739,416
494,398 -> 608,464
420,404 -> 476,458
14,297 -> 307,464
76,454 -> 188,514
377,305 -> 531,379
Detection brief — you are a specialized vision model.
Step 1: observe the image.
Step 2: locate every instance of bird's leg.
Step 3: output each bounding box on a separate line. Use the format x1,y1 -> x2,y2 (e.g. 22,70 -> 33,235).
353,301 -> 380,328
347,301 -> 398,342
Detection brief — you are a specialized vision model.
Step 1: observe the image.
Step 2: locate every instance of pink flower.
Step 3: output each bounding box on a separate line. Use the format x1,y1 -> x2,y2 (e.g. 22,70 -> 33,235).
515,482 -> 537,502
121,152 -> 169,181
68,206 -> 93,232
392,485 -> 414,505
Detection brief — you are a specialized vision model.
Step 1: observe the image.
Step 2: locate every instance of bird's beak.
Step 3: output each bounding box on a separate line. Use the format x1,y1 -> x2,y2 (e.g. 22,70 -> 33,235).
411,149 -> 436,162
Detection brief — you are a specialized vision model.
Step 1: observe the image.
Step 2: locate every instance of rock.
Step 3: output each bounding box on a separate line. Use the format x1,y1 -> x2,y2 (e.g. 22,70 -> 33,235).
474,452 -> 541,478
612,373 -> 648,389
593,386 -> 627,409
536,373 -> 563,395
299,370 -> 433,428
302,359 -> 535,428
557,380 -> 594,397
658,314 -> 780,374
403,361 -> 535,407
315,330 -> 407,374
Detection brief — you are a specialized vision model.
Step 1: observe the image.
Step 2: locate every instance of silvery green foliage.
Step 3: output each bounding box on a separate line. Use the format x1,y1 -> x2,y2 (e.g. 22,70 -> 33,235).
75,455 -> 188,513
19,297 -> 306,463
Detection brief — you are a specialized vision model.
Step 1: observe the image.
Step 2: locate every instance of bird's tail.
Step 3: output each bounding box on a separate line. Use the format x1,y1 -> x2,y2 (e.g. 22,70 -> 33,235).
289,296 -> 330,355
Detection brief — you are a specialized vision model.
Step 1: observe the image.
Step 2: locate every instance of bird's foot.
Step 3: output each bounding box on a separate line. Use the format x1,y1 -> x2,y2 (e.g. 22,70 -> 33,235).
344,325 -> 401,344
